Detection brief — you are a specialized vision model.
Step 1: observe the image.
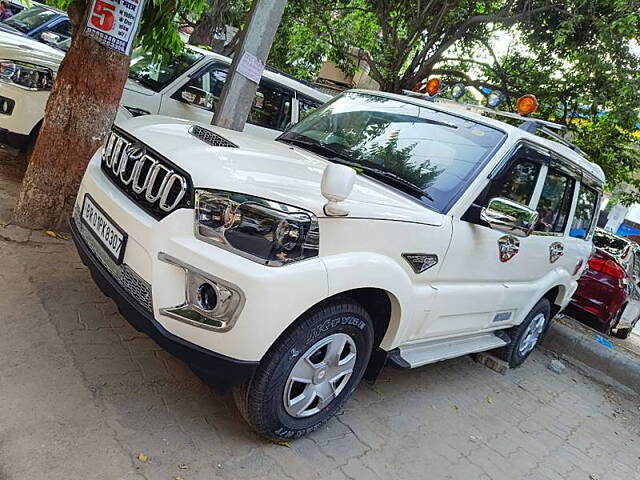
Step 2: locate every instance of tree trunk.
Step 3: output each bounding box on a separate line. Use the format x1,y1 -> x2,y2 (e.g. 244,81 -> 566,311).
13,32 -> 128,231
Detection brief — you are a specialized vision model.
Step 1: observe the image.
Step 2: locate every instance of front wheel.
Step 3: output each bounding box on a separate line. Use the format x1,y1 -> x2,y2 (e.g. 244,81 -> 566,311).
494,298 -> 551,368
233,299 -> 374,440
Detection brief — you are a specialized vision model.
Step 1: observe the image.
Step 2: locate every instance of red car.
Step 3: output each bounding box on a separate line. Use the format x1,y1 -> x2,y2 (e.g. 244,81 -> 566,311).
568,229 -> 640,339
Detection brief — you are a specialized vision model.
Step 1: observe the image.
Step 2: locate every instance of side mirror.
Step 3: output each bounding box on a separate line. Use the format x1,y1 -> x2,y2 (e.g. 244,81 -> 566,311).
321,163 -> 356,216
283,121 -> 294,132
40,31 -> 61,45
480,197 -> 538,238
180,86 -> 214,110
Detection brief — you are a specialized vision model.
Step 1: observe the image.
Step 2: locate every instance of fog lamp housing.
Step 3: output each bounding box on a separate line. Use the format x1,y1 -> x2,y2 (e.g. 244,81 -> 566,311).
158,252 -> 245,331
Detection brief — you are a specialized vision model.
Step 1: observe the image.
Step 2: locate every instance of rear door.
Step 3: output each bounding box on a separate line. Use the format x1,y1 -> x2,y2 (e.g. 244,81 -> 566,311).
499,157 -> 579,316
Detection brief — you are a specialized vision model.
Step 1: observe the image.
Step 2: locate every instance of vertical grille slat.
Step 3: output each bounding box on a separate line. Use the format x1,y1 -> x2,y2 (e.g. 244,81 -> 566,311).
101,128 -> 193,219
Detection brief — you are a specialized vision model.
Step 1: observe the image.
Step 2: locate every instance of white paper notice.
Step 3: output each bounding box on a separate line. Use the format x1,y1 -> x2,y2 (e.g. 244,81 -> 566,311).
236,51 -> 265,84
84,0 -> 145,55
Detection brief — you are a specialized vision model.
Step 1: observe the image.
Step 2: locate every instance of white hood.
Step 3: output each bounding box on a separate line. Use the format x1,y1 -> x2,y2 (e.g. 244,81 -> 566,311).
0,31 -> 64,70
124,78 -> 155,96
119,116 -> 444,226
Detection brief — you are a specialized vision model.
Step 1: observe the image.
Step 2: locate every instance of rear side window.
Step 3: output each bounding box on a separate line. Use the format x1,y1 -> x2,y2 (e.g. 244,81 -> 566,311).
298,96 -> 322,120
249,82 -> 293,131
570,185 -> 598,239
533,169 -> 574,233
488,160 -> 541,206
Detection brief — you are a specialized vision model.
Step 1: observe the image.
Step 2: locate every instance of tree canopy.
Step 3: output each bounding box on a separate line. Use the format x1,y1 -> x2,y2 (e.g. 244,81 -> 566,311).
263,0 -> 640,201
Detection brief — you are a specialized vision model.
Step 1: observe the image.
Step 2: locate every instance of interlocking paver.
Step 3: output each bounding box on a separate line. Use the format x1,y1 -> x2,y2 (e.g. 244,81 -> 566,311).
0,155 -> 639,479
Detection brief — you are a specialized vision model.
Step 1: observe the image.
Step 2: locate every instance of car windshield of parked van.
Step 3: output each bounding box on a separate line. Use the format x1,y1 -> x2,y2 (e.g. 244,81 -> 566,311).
3,5 -> 56,32
278,91 -> 505,212
129,49 -> 203,92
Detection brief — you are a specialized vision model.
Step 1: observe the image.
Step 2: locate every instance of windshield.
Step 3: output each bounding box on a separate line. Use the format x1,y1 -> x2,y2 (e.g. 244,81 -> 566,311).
3,6 -> 57,33
129,49 -> 203,92
279,92 -> 505,212
593,230 -> 631,258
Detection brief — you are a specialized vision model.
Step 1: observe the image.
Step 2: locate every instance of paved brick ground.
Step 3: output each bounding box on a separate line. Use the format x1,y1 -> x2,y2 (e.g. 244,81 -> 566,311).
1,152 -> 639,480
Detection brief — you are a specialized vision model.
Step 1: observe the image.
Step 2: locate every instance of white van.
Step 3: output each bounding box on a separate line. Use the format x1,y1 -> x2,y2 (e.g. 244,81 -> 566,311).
70,88 -> 604,440
120,47 -> 331,138
0,39 -> 330,152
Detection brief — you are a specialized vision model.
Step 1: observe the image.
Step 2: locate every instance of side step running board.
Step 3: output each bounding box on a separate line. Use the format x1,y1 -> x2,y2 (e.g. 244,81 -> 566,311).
389,331 -> 510,369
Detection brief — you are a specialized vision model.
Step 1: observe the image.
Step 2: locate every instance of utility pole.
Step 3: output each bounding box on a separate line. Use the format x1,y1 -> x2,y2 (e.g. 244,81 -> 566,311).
212,0 -> 287,131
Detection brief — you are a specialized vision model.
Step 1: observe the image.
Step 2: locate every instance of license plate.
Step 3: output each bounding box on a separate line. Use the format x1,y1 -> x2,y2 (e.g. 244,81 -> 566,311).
81,194 -> 127,264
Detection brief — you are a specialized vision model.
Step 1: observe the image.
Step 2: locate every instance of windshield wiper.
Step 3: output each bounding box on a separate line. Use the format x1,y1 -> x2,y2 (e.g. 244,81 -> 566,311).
277,136 -> 353,161
279,136 -> 434,202
329,157 -> 435,202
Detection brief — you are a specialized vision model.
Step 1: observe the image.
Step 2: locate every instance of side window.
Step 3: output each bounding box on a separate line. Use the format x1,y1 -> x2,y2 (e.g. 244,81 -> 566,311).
248,82 -> 293,131
487,160 -> 541,206
533,168 -> 575,233
298,96 -> 321,120
569,184 -> 598,239
48,19 -> 71,39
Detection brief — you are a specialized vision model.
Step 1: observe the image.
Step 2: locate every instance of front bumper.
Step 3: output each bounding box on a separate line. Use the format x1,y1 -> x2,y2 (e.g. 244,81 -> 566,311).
0,83 -> 48,141
0,127 -> 30,149
70,218 -> 258,391
72,148 -> 330,364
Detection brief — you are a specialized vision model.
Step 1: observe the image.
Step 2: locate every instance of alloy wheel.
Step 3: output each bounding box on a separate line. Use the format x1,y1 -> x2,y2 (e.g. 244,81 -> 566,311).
518,313 -> 546,356
283,333 -> 357,418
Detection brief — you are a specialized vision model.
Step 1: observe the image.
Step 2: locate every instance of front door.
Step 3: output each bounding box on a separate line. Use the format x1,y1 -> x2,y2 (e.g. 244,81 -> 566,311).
422,144 -> 568,338
160,64 -> 294,140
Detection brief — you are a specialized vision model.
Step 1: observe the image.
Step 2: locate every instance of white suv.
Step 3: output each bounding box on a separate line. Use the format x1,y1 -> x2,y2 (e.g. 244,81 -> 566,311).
0,40 -> 330,152
70,90 -> 604,440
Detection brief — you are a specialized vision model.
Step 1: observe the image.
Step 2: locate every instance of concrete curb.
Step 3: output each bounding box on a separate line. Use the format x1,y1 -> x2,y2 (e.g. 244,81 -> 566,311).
542,316 -> 640,394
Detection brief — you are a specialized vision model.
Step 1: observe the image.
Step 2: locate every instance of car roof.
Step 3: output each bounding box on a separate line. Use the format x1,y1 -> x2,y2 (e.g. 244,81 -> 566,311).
186,45 -> 331,103
349,89 -> 606,185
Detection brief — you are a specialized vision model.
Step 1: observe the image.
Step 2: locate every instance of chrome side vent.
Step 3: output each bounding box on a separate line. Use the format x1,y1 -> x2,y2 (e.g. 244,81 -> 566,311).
189,125 -> 238,148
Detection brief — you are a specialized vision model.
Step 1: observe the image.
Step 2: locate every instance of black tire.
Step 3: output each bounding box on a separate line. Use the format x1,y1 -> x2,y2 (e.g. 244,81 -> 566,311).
18,135 -> 35,163
494,298 -> 551,368
613,327 -> 631,340
233,298 -> 374,440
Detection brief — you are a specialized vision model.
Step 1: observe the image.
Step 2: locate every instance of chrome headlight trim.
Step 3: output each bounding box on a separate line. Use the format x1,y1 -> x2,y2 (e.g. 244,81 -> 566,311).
0,59 -> 54,91
194,189 -> 320,267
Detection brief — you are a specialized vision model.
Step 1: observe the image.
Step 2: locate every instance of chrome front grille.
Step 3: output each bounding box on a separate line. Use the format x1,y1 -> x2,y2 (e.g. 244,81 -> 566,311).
101,128 -> 193,219
74,208 -> 153,312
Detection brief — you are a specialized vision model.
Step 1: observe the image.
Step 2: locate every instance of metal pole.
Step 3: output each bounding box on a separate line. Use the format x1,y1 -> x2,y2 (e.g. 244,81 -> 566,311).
212,0 -> 287,131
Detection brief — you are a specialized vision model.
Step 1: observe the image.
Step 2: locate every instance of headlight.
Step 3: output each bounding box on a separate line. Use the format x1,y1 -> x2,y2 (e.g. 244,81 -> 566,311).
0,60 -> 54,91
195,189 -> 319,266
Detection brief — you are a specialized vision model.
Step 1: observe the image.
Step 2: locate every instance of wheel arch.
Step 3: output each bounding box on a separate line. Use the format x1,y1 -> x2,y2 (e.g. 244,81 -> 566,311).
261,286 -> 401,381
542,284 -> 566,317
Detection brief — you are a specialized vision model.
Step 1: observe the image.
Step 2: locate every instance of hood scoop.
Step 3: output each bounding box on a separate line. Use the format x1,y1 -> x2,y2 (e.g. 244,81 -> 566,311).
189,125 -> 238,148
